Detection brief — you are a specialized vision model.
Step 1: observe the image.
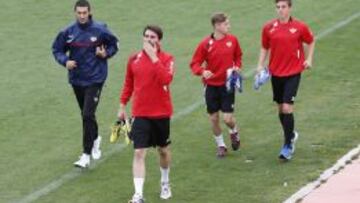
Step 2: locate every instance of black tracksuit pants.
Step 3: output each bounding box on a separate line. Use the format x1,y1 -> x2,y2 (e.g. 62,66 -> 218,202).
72,83 -> 103,154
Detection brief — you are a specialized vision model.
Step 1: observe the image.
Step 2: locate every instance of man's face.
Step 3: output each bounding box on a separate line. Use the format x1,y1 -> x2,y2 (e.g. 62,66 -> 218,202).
143,29 -> 160,47
75,6 -> 90,24
215,19 -> 230,34
276,1 -> 291,20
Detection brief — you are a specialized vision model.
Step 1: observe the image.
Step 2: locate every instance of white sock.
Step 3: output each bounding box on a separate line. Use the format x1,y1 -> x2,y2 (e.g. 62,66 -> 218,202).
133,178 -> 144,197
160,167 -> 170,183
229,126 -> 238,134
214,134 -> 226,147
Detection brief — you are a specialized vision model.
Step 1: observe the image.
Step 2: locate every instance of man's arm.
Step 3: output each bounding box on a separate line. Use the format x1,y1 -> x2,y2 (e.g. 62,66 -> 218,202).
120,58 -> 134,106
118,58 -> 134,120
256,47 -> 269,74
190,41 -> 206,76
101,26 -> 119,59
52,31 -> 70,67
154,57 -> 175,86
303,40 -> 315,69
233,38 -> 243,70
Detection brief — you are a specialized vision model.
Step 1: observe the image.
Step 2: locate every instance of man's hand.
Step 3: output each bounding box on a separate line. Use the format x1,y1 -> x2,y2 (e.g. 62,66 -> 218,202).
303,59 -> 312,69
117,104 -> 127,121
233,66 -> 241,74
96,45 -> 107,58
202,70 -> 214,79
143,41 -> 158,63
255,65 -> 264,76
66,60 -> 77,70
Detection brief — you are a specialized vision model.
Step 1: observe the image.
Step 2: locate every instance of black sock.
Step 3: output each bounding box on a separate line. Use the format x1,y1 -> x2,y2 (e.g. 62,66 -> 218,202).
282,113 -> 295,145
279,113 -> 286,142
279,113 -> 285,127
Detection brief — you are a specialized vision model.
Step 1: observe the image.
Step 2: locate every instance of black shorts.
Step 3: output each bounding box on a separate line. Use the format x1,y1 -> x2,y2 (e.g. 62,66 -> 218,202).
205,85 -> 235,114
271,74 -> 301,104
130,117 -> 171,149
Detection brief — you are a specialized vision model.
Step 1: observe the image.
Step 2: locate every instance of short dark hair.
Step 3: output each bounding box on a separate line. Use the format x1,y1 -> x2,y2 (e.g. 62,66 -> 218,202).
74,0 -> 91,11
211,12 -> 228,26
143,25 -> 163,40
275,0 -> 292,7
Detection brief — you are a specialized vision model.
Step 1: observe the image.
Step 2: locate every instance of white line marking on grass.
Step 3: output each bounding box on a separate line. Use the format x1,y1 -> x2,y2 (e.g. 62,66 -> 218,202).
283,145 -> 360,203
13,144 -> 127,203
13,100 -> 209,203
14,11 -> 360,203
315,12 -> 360,40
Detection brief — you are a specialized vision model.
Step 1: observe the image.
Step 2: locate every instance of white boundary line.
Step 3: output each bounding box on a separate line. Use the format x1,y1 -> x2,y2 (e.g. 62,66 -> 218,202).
314,12 -> 360,40
13,11 -> 360,203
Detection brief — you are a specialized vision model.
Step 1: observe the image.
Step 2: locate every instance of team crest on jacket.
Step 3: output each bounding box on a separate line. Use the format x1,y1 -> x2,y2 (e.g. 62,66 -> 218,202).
270,21 -> 279,33
66,35 -> 74,43
226,41 -> 232,47
90,36 -> 97,42
289,28 -> 298,34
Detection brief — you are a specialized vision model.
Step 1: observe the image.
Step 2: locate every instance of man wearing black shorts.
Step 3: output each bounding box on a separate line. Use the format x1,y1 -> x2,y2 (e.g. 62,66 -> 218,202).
256,0 -> 315,160
118,25 -> 175,203
190,12 -> 243,158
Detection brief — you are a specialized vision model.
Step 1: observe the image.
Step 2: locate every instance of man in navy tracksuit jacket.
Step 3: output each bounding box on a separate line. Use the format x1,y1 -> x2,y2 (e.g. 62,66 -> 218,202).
52,0 -> 119,168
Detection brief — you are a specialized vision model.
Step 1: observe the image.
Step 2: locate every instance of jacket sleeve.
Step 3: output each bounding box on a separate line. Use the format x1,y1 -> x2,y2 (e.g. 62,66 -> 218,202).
189,41 -> 206,76
301,23 -> 314,44
233,38 -> 242,69
120,58 -> 134,105
101,26 -> 119,59
261,25 -> 270,50
153,56 -> 175,86
52,30 -> 69,67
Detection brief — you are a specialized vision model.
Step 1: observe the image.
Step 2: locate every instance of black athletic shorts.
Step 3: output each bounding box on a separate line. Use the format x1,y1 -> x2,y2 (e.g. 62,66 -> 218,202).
130,117 -> 171,149
271,73 -> 301,104
205,85 -> 235,114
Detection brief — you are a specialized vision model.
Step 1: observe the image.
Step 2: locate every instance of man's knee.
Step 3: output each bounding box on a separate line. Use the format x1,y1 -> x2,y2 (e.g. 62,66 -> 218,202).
158,147 -> 170,157
209,113 -> 220,124
223,114 -> 234,125
280,104 -> 293,114
134,149 -> 146,160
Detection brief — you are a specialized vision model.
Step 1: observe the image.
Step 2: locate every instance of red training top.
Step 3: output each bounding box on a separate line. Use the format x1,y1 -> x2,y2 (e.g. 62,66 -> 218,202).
190,34 -> 242,86
262,17 -> 314,77
120,49 -> 174,118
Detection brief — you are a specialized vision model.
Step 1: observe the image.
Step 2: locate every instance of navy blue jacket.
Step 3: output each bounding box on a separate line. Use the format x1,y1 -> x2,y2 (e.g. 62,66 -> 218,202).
52,18 -> 119,86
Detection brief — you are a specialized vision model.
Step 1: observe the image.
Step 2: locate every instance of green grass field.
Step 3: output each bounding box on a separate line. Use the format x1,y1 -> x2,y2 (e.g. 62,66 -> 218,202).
0,0 -> 359,202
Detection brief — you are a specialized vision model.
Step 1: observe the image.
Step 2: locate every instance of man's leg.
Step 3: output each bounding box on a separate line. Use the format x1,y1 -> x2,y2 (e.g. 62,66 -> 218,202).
158,146 -> 172,199
72,85 -> 86,148
280,74 -> 301,145
221,85 -> 240,151
72,86 -> 92,168
209,112 -> 227,157
130,118 -> 151,202
82,83 -> 103,155
223,113 -> 240,150
277,74 -> 301,159
158,146 -> 171,182
72,85 -> 85,113
205,86 -> 227,157
133,148 -> 147,199
279,103 -> 294,145
209,112 -> 226,147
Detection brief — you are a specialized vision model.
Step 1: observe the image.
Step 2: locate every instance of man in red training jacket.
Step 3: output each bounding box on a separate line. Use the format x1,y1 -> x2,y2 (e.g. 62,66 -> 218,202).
256,0 -> 315,160
190,12 -> 243,158
118,25 -> 174,203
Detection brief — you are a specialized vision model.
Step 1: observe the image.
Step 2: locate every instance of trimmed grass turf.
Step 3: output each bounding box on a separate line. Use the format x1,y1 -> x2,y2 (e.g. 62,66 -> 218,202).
0,0 -> 359,202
